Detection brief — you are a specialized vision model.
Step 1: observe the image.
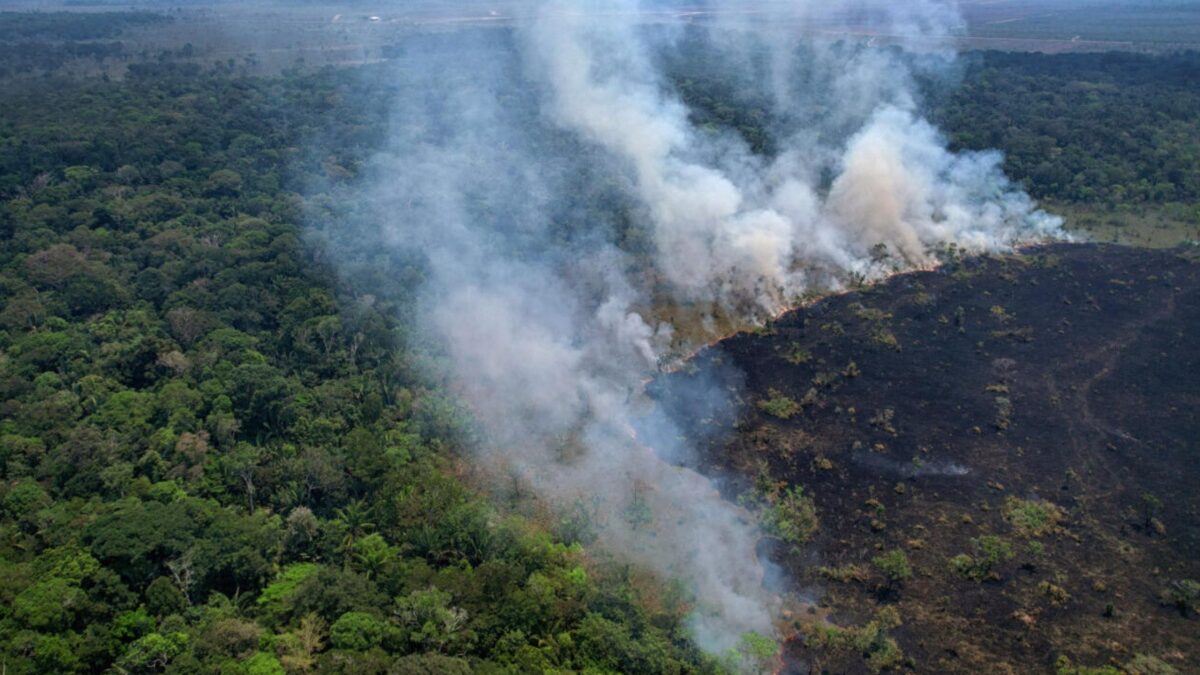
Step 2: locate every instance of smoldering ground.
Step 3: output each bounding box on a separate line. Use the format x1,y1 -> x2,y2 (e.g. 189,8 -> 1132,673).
320,0 -> 1063,660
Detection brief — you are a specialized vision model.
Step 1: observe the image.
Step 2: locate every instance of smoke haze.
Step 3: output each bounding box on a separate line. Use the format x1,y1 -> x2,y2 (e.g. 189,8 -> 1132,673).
343,0 -> 1063,658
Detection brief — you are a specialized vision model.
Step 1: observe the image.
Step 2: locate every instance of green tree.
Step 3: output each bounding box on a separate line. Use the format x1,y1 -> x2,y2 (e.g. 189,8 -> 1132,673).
115,631 -> 189,673
329,610 -> 388,651
13,577 -> 87,630
145,576 -> 188,617
205,169 -> 243,197
395,587 -> 471,654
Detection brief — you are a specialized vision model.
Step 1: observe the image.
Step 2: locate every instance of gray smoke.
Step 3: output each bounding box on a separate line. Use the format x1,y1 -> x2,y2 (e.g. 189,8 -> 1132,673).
352,0 -> 1062,659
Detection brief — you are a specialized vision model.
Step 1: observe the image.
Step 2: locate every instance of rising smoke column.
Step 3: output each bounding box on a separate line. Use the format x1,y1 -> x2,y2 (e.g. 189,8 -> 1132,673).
363,28 -> 777,654
356,0 -> 1063,659
523,0 -> 1061,315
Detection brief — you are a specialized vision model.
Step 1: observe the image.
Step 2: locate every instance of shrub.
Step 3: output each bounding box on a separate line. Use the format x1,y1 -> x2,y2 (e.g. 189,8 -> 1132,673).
973,535 -> 1015,574
1039,581 -> 1071,606
1124,654 -> 1180,675
994,396 -> 1014,430
762,486 -> 819,550
990,305 -> 1015,323
868,408 -> 896,435
949,554 -> 975,579
1161,579 -> 1200,617
757,389 -> 801,420
870,325 -> 901,350
1004,497 -> 1065,538
723,632 -> 779,674
784,342 -> 811,365
872,549 -> 912,587
949,536 -> 1014,580
819,564 -> 868,583
806,607 -> 903,674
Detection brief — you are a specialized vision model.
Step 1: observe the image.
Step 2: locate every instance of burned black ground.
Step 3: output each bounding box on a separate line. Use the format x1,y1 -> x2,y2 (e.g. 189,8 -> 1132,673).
654,243 -> 1200,673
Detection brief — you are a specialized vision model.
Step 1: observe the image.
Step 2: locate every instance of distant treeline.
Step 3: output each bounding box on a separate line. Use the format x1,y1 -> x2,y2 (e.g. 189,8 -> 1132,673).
932,50 -> 1200,209
0,41 -> 125,75
0,11 -> 173,78
0,11 -> 169,42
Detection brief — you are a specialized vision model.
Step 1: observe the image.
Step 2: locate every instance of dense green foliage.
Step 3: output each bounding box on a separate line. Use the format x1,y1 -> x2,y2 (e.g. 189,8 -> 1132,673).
0,64 -> 714,674
933,51 -> 1200,211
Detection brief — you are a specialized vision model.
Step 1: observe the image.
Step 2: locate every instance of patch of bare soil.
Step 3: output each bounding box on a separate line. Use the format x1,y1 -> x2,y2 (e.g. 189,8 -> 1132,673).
654,243 -> 1200,673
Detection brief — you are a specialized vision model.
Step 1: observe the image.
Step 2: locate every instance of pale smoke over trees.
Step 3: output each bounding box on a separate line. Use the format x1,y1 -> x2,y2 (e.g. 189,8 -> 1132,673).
526,0 -> 1061,314
349,0 -> 1062,657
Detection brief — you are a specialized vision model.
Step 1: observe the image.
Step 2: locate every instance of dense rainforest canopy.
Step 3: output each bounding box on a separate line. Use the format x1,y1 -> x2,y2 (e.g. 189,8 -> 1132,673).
0,62 -> 728,674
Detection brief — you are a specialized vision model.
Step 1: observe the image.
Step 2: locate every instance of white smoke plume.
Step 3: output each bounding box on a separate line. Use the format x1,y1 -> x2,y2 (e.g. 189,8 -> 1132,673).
524,0 -> 1061,316
352,0 -> 1063,659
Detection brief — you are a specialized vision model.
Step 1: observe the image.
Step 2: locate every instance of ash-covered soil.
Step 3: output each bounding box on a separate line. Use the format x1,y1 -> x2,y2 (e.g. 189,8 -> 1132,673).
653,243 -> 1200,674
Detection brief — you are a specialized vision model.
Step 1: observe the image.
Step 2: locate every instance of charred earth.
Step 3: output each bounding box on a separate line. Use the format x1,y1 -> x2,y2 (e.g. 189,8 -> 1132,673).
654,243 -> 1200,673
